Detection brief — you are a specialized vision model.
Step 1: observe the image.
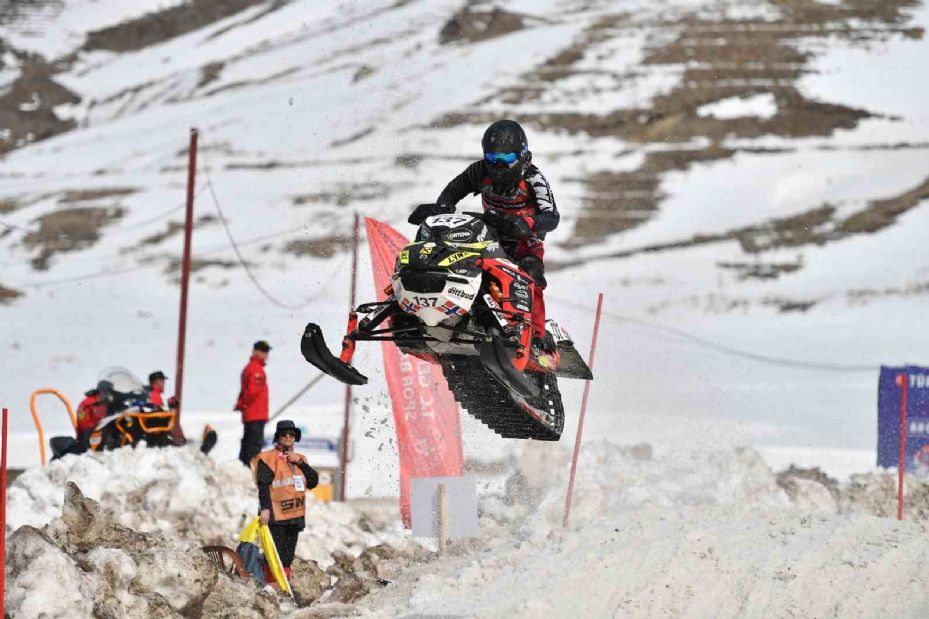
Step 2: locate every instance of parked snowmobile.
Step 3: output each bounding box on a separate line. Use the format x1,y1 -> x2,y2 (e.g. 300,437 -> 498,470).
50,368 -> 178,459
300,210 -> 593,441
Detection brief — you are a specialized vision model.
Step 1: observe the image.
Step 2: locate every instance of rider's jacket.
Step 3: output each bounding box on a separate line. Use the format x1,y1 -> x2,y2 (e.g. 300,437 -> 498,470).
436,161 -> 560,241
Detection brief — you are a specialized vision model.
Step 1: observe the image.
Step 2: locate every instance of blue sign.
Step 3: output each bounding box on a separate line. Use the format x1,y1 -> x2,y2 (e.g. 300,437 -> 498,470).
877,366 -> 929,472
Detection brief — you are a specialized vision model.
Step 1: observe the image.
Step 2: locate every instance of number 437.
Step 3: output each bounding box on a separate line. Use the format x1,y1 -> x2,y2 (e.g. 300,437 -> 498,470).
413,296 -> 437,307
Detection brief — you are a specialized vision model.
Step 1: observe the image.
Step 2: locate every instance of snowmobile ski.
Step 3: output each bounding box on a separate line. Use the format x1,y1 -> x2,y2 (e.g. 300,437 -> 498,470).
478,336 -> 540,398
300,323 -> 368,385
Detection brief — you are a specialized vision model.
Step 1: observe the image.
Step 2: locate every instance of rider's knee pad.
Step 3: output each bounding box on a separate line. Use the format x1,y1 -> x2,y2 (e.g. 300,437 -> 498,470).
518,255 -> 546,288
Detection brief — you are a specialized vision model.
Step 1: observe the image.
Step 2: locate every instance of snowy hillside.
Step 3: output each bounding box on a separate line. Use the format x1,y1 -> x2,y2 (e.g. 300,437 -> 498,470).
1,0 -> 929,589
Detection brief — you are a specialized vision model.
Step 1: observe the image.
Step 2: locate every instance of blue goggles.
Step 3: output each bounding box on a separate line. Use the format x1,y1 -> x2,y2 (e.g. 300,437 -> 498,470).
484,151 -> 519,166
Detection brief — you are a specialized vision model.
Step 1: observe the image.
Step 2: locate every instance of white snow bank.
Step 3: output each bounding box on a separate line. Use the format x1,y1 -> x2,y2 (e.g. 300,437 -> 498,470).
358,441 -> 929,618
5,446 -> 400,566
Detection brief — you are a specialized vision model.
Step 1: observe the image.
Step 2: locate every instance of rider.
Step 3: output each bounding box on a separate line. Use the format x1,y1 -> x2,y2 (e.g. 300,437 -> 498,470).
410,119 -> 559,352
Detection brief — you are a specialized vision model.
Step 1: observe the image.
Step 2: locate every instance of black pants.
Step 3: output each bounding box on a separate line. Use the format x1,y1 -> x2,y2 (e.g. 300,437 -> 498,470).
238,420 -> 266,466
268,523 -> 301,568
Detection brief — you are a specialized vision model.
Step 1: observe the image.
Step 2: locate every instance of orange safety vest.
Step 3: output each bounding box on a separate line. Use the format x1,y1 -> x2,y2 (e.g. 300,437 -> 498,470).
252,449 -> 307,521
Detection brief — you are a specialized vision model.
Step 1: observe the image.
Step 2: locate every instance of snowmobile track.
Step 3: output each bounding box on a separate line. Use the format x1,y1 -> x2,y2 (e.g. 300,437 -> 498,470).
441,355 -> 563,440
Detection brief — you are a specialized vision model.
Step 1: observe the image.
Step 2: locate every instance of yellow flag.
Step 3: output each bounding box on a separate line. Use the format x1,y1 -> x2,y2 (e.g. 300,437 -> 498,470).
238,516 -> 261,544
258,523 -> 292,596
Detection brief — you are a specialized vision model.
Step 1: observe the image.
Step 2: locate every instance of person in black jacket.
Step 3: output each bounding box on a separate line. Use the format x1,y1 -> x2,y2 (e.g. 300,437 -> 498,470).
410,120 -> 560,352
253,419 -> 318,584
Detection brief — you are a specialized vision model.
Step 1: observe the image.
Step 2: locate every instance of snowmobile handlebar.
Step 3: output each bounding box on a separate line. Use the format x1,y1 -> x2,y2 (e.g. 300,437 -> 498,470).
407,203 -> 531,241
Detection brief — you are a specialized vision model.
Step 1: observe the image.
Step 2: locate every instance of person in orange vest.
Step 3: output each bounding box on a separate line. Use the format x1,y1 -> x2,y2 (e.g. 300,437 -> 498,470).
252,419 -> 318,585
236,341 -> 271,466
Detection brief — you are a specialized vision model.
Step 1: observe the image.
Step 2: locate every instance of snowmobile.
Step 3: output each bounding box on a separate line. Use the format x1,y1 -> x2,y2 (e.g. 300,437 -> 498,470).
50,368 -> 180,459
300,209 -> 593,441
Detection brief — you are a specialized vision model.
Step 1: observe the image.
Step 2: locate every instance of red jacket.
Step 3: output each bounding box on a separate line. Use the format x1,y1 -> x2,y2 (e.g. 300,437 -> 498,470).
148,387 -> 164,407
76,394 -> 106,434
235,355 -> 268,422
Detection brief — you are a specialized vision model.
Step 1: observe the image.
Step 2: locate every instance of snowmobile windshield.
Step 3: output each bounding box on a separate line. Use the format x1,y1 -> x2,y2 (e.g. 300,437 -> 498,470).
98,366 -> 145,395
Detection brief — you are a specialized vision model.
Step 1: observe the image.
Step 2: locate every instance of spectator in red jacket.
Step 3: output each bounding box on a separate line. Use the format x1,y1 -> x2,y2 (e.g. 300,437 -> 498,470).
147,371 -> 167,407
76,389 -> 107,436
236,340 -> 271,466
146,370 -> 179,410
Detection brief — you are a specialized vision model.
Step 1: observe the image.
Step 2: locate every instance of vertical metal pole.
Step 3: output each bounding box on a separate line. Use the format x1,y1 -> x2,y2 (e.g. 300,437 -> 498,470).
438,483 -> 447,555
1,407 -> 8,612
174,127 -> 198,443
563,293 -> 604,528
898,371 -> 908,520
339,212 -> 360,501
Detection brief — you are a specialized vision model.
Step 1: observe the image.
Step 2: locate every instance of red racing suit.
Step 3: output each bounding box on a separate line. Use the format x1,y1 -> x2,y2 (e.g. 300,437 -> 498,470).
437,160 -> 559,339
76,393 -> 106,434
235,355 -> 269,423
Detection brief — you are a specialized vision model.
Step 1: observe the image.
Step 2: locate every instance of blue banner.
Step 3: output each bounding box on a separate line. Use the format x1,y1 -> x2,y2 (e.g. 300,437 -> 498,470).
877,366 -> 929,472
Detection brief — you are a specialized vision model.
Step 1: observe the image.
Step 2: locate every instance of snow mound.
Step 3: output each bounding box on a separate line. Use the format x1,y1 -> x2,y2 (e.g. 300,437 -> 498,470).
358,441 -> 929,618
487,441 -> 792,533
5,482 -> 279,619
6,446 -> 397,565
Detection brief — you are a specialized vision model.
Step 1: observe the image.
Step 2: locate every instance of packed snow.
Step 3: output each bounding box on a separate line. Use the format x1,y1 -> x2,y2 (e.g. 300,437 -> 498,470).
3,0 -> 929,616
7,438 -> 929,618
5,446 -> 402,567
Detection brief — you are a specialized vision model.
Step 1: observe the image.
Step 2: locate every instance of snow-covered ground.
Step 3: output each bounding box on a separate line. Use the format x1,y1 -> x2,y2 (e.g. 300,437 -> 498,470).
0,0 -> 925,479
359,441 -> 929,618
2,0 -> 929,615
9,436 -> 929,618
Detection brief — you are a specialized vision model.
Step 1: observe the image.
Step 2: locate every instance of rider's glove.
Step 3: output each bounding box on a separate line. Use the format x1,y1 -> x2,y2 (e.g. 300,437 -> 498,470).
495,212 -> 533,240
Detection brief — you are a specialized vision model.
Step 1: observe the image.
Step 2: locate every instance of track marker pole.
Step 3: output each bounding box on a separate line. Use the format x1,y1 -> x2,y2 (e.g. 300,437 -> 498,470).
563,293 -> 604,528
339,212 -> 360,501
438,483 -> 448,555
173,127 -> 198,443
1,407 -> 8,612
897,371 -> 908,520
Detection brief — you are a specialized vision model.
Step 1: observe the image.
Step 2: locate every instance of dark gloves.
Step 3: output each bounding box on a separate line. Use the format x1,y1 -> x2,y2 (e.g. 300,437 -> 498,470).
408,203 -> 454,225
485,210 -> 532,240
167,396 -> 179,409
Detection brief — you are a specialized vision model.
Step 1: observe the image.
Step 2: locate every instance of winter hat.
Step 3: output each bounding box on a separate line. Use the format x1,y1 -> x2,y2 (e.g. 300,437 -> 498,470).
273,419 -> 301,443
148,370 -> 168,384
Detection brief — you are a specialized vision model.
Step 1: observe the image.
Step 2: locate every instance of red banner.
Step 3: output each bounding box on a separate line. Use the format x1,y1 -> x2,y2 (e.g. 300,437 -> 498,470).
365,218 -> 464,527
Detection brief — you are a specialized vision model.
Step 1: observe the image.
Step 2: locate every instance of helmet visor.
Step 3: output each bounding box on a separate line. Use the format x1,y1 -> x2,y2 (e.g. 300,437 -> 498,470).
484,151 -> 519,167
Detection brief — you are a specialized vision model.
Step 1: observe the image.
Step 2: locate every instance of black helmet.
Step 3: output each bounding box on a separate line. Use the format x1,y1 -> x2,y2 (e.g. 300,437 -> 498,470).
273,419 -> 302,443
481,120 -> 530,190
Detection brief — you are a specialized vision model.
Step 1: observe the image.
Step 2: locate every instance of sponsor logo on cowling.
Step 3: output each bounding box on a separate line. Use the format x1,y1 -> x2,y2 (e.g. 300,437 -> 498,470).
446,229 -> 472,242
513,286 -> 529,300
447,286 -> 475,300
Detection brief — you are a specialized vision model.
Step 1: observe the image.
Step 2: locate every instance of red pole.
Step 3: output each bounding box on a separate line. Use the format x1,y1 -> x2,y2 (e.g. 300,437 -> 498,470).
1,407 -> 8,612
563,293 -> 604,528
339,212 -> 360,501
898,371 -> 908,520
173,127 -> 198,443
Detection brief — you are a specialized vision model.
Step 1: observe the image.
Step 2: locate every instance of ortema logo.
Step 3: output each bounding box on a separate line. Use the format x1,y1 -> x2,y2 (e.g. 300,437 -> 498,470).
446,229 -> 471,242
447,287 -> 475,300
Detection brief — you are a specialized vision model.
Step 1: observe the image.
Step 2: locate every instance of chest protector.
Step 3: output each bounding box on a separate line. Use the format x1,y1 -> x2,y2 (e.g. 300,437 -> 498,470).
253,449 -> 307,521
481,176 -> 535,219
